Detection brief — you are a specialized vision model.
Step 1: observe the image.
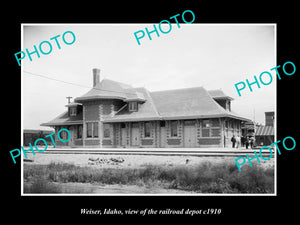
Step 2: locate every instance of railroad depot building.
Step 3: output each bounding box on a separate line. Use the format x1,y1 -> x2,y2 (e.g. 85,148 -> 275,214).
41,69 -> 250,148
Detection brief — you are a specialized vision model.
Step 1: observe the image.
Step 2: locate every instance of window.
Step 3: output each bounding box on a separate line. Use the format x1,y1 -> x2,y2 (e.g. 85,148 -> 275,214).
211,119 -> 220,127
93,122 -> 98,138
129,102 -> 138,112
202,119 -> 210,128
77,125 -> 83,139
226,100 -> 231,111
87,123 -> 92,138
144,122 -> 151,137
60,129 -> 68,140
70,107 -> 77,116
202,129 -> 210,137
103,124 -> 110,138
211,128 -> 221,137
86,122 -> 98,138
201,119 -> 220,137
170,121 -> 178,137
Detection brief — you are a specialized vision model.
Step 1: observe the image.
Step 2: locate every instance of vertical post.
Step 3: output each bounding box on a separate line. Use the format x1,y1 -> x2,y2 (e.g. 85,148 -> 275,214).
82,105 -> 86,147
156,121 -> 159,148
179,120 -> 183,147
220,118 -> 225,148
127,122 -> 131,147
99,104 -> 103,148
157,121 -> 161,148
196,119 -> 200,147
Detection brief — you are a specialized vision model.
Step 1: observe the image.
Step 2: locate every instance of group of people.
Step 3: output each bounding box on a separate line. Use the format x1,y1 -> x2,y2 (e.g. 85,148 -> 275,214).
231,135 -> 255,149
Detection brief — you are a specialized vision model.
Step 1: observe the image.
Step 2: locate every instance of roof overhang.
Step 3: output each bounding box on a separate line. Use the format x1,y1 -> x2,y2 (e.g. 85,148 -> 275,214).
75,96 -> 126,102
159,114 -> 251,121
40,121 -> 83,126
213,96 -> 234,101
123,98 -> 146,103
102,114 -> 251,123
103,117 -> 161,123
65,102 -> 82,107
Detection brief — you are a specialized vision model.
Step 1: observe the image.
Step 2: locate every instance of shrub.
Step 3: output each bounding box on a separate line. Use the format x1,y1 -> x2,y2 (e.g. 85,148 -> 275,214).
23,161 -> 274,194
227,165 -> 274,193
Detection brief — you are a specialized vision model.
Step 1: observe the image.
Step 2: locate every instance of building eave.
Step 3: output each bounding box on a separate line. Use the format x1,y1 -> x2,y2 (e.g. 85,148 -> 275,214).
102,113 -> 251,123
75,96 -> 126,102
103,117 -> 162,123
161,114 -> 251,121
40,120 -> 83,127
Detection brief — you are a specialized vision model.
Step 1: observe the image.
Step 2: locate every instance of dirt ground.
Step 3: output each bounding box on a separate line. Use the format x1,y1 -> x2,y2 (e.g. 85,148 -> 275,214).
55,182 -> 194,194
23,153 -> 275,169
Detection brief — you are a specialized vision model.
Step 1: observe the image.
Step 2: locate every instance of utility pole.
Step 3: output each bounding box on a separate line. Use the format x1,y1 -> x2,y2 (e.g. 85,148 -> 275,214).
253,108 -> 256,133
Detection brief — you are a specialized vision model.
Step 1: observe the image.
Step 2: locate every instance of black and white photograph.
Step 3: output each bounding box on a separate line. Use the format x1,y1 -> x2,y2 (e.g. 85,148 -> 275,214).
21,24 -> 276,195
3,5 -> 298,222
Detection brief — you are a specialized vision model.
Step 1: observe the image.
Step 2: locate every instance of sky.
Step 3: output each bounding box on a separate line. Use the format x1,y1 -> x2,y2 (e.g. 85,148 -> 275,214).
22,24 -> 276,130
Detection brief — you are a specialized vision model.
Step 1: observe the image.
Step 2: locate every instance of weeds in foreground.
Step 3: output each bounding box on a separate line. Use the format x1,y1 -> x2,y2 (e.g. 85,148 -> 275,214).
23,162 -> 274,194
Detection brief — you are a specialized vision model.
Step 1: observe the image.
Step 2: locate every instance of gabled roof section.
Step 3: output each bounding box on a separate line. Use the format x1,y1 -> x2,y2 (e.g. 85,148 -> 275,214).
42,78 -> 250,126
150,87 -> 247,120
208,89 -> 234,100
103,87 -> 161,122
24,129 -> 54,134
150,87 -> 225,119
75,79 -> 145,102
41,111 -> 83,126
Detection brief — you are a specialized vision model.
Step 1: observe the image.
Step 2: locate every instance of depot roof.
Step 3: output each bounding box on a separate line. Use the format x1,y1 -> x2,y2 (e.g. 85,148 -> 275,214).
75,79 -> 145,102
42,79 -> 250,126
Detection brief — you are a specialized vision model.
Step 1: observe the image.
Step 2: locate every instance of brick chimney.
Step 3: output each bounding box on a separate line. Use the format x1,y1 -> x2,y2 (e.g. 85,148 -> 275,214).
265,111 -> 274,126
92,68 -> 100,87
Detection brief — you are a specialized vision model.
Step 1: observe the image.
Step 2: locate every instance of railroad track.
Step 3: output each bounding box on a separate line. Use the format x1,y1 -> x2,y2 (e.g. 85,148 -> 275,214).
35,148 -> 275,158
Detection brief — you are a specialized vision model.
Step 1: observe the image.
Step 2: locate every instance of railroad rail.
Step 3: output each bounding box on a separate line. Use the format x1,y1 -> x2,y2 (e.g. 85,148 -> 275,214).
30,147 -> 275,158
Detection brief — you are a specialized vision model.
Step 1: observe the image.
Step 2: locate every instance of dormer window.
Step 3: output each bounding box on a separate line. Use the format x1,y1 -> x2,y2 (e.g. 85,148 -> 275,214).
129,102 -> 138,112
214,99 -> 231,112
66,102 -> 82,117
226,100 -> 231,112
70,107 -> 77,116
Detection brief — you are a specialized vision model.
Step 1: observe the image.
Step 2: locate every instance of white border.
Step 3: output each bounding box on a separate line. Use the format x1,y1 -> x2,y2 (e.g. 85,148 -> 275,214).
20,23 -> 277,197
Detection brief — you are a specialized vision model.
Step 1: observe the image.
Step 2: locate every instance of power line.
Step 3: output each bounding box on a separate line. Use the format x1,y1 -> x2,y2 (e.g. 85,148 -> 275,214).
23,70 -> 138,96
24,71 -> 90,88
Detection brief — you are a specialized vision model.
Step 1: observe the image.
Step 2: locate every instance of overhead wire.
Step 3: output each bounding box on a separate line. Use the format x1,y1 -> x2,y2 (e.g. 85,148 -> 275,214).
23,70 -> 138,96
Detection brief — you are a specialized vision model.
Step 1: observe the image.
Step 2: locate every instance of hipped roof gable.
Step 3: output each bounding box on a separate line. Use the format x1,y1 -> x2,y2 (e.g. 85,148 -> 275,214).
42,79 -> 250,126
150,87 -> 230,119
75,79 -> 145,102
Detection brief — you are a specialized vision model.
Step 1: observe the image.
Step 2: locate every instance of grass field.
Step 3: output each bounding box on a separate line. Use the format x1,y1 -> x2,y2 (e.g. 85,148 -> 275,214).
23,160 -> 274,194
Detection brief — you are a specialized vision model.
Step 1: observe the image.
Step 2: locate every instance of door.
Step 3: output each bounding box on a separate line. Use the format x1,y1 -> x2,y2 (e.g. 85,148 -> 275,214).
184,123 -> 196,148
131,126 -> 140,146
160,127 -> 166,147
121,128 -> 127,147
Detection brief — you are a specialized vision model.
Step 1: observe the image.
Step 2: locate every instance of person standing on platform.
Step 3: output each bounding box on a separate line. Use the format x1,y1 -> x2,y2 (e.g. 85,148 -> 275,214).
236,135 -> 241,148
250,136 -> 255,149
245,136 -> 250,149
241,135 -> 245,147
231,135 -> 236,148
